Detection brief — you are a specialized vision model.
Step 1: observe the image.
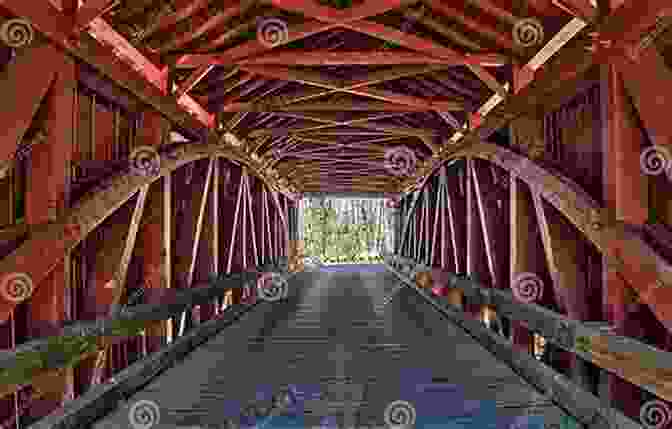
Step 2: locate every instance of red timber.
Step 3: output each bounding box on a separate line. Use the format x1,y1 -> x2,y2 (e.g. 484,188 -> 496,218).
599,60 -> 648,418
0,45 -> 58,175
22,45 -> 77,415
235,51 -> 506,66
0,0 -> 213,131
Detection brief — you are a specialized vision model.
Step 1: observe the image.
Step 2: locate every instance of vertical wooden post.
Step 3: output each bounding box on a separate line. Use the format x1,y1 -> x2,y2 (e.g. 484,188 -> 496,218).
24,46 -> 76,418
212,158 -> 220,313
466,157 -> 488,318
163,173 -> 173,342
445,173 -> 463,273
509,177 -> 537,354
599,61 -> 648,418
137,107 -> 169,352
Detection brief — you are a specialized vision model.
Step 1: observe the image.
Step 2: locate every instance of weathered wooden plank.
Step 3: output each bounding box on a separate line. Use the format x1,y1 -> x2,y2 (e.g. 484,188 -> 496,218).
383,256 -> 672,403
29,301 -> 262,429
109,184 -> 150,314
382,259 -> 639,428
0,270 -> 273,396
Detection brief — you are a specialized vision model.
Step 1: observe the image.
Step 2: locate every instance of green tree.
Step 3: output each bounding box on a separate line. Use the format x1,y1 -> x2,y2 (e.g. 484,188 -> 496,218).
303,198 -> 389,264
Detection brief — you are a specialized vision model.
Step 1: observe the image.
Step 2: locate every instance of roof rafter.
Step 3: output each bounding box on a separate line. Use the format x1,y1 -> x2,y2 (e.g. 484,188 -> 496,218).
235,50 -> 507,66
236,65 -> 467,111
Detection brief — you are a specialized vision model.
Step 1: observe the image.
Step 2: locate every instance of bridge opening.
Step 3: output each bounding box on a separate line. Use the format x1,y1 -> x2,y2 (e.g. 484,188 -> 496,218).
300,196 -> 395,265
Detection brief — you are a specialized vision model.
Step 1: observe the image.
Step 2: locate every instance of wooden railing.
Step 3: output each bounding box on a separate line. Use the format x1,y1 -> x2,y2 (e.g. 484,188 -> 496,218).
0,263 -> 288,397
383,254 -> 650,429
18,263 -> 296,429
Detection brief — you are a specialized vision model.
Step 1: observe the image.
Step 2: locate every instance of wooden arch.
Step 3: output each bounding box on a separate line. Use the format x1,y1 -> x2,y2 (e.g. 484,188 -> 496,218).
0,143 -> 290,320
409,141 -> 672,331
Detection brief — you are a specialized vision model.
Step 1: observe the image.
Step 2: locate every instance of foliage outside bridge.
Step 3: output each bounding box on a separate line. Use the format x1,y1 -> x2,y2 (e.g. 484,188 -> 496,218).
302,198 -> 394,264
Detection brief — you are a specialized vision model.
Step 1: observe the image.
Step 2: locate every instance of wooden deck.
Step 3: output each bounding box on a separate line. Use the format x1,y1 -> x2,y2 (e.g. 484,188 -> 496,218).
90,270 -> 570,428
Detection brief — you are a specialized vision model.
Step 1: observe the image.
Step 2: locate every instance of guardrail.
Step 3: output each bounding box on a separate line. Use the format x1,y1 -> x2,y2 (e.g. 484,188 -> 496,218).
0,264 -> 290,397
383,254 -> 647,429
25,263 -> 298,429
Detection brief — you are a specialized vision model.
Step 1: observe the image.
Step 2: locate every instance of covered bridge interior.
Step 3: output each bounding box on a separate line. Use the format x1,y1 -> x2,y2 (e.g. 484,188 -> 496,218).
0,0 -> 671,427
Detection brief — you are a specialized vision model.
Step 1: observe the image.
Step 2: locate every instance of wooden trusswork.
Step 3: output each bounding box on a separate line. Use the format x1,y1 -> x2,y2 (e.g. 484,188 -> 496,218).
0,0 -> 671,428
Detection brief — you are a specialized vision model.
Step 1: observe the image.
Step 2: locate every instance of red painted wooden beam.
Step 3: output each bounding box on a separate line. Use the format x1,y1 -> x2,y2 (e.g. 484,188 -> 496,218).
0,0 -> 212,132
615,41 -> 672,148
551,0 -> 597,22
157,2 -> 242,53
268,0 -> 411,23
87,18 -> 167,92
0,45 -> 58,176
138,0 -> 209,42
60,0 -> 78,15
238,64 -> 466,111
85,18 -> 213,127
176,20 -> 340,67
427,2 -> 519,53
175,0 -> 407,79
74,0 -> 117,32
235,50 -> 507,66
175,63 -> 214,98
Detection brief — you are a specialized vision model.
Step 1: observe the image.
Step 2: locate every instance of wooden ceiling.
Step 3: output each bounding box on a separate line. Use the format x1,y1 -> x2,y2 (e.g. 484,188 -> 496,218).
97,0 -> 579,194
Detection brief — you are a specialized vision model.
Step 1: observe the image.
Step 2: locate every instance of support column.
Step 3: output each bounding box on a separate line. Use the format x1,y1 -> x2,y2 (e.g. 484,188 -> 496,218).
507,64 -> 540,354
24,46 -> 76,419
140,221 -> 165,352
466,158 -> 488,319
138,109 -> 169,351
599,61 -> 648,418
509,176 -> 535,354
